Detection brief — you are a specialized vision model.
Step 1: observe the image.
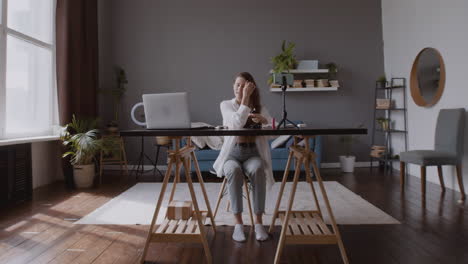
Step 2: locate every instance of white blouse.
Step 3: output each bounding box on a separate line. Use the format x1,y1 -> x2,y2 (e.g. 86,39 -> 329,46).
213,98 -> 275,190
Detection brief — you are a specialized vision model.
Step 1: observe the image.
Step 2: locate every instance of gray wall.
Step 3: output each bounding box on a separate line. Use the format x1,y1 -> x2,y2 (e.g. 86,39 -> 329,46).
98,0 -> 385,165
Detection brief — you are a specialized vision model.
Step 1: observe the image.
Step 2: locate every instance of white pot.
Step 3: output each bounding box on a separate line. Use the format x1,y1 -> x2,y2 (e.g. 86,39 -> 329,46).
73,164 -> 95,188
339,156 -> 356,173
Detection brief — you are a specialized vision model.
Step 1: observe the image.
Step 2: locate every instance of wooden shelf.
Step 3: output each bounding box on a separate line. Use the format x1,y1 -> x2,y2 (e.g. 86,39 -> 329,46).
277,210 -> 337,245
270,69 -> 329,74
151,211 -> 208,243
270,86 -> 339,92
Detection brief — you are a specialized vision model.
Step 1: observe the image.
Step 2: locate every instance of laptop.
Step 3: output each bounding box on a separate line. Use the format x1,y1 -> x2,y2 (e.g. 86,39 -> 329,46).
142,93 -> 191,129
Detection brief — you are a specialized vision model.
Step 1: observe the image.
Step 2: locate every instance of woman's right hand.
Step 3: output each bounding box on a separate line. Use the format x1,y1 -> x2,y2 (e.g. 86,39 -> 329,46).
242,82 -> 255,103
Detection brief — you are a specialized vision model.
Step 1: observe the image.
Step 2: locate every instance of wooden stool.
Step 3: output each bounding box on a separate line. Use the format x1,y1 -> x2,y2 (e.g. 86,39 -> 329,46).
269,136 -> 349,264
213,177 -> 255,226
99,135 -> 129,185
140,137 -> 216,264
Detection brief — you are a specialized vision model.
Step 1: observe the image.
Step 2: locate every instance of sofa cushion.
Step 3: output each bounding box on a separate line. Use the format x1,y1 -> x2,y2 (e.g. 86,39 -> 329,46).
195,149 -> 221,161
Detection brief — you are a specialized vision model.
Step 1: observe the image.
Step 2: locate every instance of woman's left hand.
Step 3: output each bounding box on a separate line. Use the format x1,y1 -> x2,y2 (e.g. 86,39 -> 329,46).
249,113 -> 268,124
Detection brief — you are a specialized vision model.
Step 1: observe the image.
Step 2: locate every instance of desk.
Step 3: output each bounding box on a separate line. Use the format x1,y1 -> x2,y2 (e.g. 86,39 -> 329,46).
120,127 -> 366,264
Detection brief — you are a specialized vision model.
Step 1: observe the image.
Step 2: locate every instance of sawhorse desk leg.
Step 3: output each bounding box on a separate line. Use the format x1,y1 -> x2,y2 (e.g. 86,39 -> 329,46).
270,136 -> 349,264
140,137 -> 216,264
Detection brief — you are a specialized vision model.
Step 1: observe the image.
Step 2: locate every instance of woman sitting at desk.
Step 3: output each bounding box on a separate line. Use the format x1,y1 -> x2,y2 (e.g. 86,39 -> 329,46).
213,72 -> 274,242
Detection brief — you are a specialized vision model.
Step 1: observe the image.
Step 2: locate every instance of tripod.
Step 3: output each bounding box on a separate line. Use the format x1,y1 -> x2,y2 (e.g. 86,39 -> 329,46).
277,75 -> 298,129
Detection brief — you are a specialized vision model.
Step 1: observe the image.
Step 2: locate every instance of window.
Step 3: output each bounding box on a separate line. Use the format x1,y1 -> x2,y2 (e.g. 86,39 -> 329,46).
0,0 -> 58,139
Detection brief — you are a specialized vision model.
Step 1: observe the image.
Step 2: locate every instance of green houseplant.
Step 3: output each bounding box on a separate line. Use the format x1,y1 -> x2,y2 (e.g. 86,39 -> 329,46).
377,117 -> 390,131
61,115 -> 103,188
101,67 -> 128,132
269,40 -> 298,84
376,75 -> 387,89
326,62 -> 339,87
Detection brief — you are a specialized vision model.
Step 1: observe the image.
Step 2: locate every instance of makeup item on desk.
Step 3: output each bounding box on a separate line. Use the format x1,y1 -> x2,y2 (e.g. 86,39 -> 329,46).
272,118 -> 276,129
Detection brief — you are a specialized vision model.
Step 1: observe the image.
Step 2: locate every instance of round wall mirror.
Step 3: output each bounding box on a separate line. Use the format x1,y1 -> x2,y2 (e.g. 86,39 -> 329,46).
410,47 -> 446,107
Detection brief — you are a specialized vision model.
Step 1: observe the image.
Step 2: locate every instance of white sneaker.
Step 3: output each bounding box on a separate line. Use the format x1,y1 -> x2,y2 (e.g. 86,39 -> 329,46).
254,224 -> 269,241
232,224 -> 246,242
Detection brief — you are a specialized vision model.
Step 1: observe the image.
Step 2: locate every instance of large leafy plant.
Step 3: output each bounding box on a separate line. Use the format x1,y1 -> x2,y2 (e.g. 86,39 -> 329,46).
61,115 -> 103,165
269,40 -> 298,84
271,40 -> 298,74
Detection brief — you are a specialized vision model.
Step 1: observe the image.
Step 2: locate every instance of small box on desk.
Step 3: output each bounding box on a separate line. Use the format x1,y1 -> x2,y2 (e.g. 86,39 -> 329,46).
166,200 -> 193,220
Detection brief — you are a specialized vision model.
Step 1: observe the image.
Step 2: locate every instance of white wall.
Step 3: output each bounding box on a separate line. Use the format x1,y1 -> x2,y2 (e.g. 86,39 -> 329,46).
31,141 -> 63,189
382,0 -> 468,192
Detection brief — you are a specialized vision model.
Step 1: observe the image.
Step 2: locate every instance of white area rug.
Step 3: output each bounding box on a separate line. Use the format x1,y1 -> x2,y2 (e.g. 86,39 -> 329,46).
75,182 -> 400,226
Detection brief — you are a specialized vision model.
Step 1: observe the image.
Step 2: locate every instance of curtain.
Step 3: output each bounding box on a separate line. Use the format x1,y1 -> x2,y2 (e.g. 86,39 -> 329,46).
56,0 -> 99,189
56,0 -> 99,125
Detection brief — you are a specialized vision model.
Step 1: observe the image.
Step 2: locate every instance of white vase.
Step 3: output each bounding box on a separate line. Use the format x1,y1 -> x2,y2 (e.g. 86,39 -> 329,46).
339,156 -> 356,173
73,164 -> 95,188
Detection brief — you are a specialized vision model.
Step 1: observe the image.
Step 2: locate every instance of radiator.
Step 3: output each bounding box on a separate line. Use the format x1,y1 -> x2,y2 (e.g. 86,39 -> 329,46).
0,144 -> 32,208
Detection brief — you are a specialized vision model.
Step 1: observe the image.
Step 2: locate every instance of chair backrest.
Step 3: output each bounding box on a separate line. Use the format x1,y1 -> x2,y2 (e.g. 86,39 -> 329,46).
434,108 -> 465,157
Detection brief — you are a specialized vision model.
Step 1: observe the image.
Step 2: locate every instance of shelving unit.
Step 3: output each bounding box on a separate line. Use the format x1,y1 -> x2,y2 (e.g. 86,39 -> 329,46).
370,78 -> 408,174
269,68 -> 339,92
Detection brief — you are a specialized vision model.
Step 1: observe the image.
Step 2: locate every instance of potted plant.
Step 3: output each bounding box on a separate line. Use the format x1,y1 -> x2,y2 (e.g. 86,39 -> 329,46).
326,62 -> 339,87
338,125 -> 363,173
61,115 -> 103,188
339,135 -> 357,173
376,75 -> 387,89
101,67 -> 128,132
269,40 -> 298,84
377,117 -> 390,131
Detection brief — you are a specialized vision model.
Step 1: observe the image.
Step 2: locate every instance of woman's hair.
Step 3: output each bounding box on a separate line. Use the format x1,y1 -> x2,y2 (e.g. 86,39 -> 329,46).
236,72 -> 262,113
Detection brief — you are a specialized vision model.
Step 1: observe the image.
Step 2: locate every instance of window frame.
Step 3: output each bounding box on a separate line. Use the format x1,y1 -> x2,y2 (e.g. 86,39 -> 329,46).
0,0 -> 58,139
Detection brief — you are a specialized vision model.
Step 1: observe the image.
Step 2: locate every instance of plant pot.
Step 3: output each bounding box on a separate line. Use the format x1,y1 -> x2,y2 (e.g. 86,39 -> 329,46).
73,164 -> 95,188
381,122 -> 389,131
107,126 -> 119,133
376,81 -> 386,89
339,155 -> 356,173
156,136 -> 171,146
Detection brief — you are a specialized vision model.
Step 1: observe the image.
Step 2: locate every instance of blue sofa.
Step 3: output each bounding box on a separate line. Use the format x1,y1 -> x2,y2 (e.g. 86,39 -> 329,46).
191,134 -> 322,173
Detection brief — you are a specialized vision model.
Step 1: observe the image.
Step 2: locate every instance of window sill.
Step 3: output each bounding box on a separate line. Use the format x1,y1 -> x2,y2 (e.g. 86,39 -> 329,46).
0,135 -> 60,147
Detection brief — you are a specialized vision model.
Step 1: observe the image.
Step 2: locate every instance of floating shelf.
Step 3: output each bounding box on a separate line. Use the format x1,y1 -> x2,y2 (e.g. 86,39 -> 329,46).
270,86 -> 339,92
269,69 -> 329,74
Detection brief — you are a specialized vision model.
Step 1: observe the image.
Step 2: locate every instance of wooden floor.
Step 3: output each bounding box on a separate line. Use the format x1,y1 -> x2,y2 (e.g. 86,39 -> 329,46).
1,167 -> 467,264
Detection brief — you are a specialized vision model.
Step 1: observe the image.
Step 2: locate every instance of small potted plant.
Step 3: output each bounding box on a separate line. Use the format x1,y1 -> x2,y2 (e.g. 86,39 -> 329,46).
339,135 -> 357,173
376,75 -> 387,89
377,117 -> 390,131
61,115 -> 103,188
326,62 -> 339,87
338,125 -> 363,173
269,40 -> 298,84
101,67 -> 128,132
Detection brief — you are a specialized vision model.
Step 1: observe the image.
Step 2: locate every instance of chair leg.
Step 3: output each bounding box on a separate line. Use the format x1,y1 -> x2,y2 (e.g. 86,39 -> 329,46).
213,177 -> 227,219
244,179 -> 255,226
400,162 -> 405,192
421,166 -> 426,201
456,164 -> 466,200
437,165 -> 446,193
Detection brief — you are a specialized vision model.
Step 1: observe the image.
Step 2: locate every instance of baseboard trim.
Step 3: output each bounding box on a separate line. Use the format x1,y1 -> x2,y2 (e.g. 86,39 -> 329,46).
321,161 -> 379,169
104,161 -> 379,171
103,165 -> 168,171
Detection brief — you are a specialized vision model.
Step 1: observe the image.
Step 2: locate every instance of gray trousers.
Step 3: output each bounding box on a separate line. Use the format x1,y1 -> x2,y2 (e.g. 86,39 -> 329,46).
223,144 -> 266,214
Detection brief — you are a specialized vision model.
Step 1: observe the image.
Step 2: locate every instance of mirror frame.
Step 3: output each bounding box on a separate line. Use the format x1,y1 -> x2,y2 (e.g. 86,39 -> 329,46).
410,47 -> 446,107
